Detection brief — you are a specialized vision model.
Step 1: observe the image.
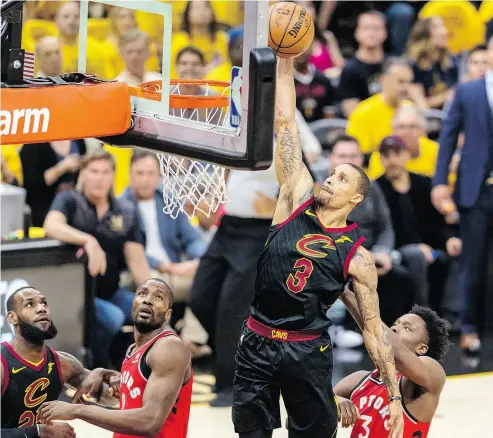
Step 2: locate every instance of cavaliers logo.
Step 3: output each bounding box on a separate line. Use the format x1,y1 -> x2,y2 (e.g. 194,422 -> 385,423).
296,234 -> 336,258
24,377 -> 50,408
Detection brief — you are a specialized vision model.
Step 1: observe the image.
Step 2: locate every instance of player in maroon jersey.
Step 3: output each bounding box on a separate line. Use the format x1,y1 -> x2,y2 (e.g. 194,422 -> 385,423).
334,288 -> 450,437
38,278 -> 193,438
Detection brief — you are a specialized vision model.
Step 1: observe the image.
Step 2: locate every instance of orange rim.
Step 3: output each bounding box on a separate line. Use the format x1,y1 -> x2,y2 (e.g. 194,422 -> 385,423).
128,79 -> 231,109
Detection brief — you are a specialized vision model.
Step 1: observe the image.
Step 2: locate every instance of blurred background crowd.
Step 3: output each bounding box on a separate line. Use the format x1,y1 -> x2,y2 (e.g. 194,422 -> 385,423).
1,0 -> 493,407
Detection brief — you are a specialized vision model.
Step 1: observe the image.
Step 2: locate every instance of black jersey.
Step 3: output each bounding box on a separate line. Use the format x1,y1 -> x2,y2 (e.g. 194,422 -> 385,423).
1,342 -> 63,428
250,198 -> 365,332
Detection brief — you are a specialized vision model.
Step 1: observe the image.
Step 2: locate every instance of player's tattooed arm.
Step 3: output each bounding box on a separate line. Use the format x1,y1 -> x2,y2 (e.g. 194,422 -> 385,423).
58,351 -> 119,405
347,247 -> 400,398
273,58 -> 314,221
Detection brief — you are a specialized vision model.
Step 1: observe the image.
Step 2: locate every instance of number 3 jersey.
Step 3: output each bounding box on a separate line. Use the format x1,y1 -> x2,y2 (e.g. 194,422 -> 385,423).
350,370 -> 431,438
115,331 -> 193,438
250,198 -> 366,332
1,342 -> 63,428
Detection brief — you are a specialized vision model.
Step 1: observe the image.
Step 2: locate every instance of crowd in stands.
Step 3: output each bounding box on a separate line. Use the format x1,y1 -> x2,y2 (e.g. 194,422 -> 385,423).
1,0 -> 493,407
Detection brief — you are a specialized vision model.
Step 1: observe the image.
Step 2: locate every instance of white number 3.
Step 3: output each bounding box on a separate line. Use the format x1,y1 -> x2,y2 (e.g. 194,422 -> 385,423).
358,415 -> 372,438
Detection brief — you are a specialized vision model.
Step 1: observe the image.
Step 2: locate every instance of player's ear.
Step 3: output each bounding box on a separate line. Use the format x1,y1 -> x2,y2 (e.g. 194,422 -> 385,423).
164,308 -> 173,322
351,193 -> 364,205
416,343 -> 428,356
7,311 -> 18,326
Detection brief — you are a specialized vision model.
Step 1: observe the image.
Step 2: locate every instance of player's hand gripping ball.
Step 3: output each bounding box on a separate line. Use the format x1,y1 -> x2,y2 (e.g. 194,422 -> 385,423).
268,1 -> 315,59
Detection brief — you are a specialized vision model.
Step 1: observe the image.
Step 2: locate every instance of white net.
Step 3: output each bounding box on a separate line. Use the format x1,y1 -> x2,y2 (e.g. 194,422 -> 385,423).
151,80 -> 231,219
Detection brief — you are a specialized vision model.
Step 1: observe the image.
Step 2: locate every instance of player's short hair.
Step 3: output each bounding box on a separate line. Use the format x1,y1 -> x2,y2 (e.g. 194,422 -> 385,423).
347,163 -> 371,202
6,287 -> 38,312
145,278 -> 174,308
410,305 -> 451,361
176,46 -> 205,66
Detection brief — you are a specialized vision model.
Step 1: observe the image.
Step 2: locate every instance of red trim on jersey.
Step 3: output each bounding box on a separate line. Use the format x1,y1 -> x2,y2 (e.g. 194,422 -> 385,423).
343,236 -> 366,279
2,342 -> 47,371
247,315 -> 322,341
276,198 -> 314,229
127,330 -> 178,360
317,218 -> 359,233
50,348 -> 65,385
1,353 -> 9,396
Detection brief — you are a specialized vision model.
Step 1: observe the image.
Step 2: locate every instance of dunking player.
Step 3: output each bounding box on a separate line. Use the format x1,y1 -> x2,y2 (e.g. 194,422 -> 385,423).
1,286 -> 118,438
232,56 -> 404,438
38,278 -> 193,438
333,288 -> 449,437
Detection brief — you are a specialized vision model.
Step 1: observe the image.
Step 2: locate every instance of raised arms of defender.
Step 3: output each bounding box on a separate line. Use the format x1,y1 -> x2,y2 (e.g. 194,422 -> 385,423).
272,58 -> 315,225
347,246 -> 404,438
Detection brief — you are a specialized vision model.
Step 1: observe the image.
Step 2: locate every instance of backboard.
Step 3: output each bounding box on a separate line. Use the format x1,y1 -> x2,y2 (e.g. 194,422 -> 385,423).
79,0 -> 276,170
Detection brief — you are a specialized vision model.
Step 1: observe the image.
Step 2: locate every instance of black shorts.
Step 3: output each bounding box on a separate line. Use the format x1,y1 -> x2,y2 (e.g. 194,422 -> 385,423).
232,323 -> 338,438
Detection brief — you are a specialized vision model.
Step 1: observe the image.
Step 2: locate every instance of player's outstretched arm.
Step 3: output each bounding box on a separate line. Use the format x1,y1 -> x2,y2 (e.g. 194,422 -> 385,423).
339,289 -> 446,395
273,58 -> 314,224
39,337 -> 191,438
347,247 -> 404,438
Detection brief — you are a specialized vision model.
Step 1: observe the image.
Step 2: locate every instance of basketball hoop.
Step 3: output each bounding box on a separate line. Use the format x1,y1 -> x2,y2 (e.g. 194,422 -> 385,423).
133,79 -> 232,220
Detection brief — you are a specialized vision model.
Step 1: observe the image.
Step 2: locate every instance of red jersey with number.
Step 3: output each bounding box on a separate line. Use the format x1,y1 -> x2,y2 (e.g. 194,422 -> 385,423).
114,331 -> 193,438
349,370 -> 431,438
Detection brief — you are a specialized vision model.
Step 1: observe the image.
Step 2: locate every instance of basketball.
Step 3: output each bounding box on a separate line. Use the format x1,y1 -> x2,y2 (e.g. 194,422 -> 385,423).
268,2 -> 315,59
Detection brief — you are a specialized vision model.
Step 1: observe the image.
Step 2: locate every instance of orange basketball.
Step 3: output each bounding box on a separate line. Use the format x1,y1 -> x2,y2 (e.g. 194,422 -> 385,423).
268,2 -> 315,59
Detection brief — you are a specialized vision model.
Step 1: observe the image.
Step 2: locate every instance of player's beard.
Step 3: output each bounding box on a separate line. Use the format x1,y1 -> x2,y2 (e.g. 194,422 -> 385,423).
18,318 -> 58,346
133,316 -> 165,334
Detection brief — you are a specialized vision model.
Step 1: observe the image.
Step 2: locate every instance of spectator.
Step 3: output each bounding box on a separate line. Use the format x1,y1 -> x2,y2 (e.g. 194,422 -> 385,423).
328,134 -> 415,325
205,25 -> 243,82
346,57 -> 413,155
406,17 -> 459,110
431,36 -> 493,354
384,2 -> 418,55
115,29 -> 161,87
298,0 -> 344,78
293,42 -> 337,123
338,11 -> 387,118
171,0 -> 229,77
367,104 -> 438,179
171,46 -> 222,125
43,149 -> 150,367
34,36 -> 62,77
0,147 -> 21,186
376,135 -> 454,309
463,44 -> 489,81
20,140 -> 86,227
55,1 -> 111,79
120,151 -> 207,329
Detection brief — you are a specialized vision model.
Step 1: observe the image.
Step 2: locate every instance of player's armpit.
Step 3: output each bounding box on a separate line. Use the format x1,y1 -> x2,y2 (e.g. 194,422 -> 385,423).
333,370 -> 370,399
273,166 -> 314,225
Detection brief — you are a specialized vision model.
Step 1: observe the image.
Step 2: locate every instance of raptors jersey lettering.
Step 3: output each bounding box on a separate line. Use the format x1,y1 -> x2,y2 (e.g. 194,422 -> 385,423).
350,370 -> 431,438
251,198 -> 365,331
114,331 -> 193,438
1,342 -> 63,428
